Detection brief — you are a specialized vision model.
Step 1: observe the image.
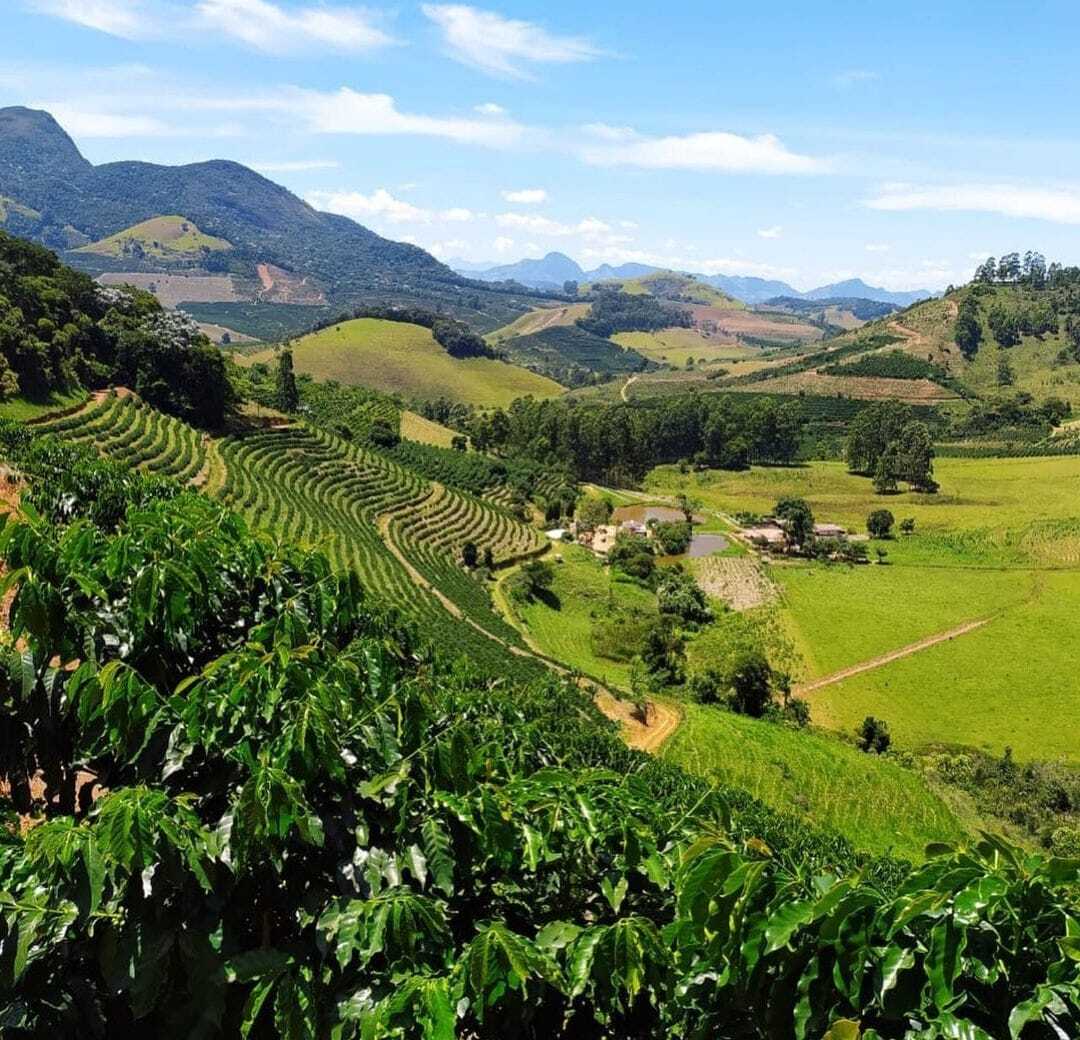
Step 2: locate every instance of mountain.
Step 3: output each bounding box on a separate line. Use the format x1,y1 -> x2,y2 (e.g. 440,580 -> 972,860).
584,262 -> 659,282
698,273 -> 801,304
0,106 -> 542,329
803,278 -> 934,307
466,251 -> 584,289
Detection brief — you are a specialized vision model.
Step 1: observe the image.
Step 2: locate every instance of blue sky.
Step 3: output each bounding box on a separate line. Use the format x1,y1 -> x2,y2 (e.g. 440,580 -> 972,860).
5,0 -> 1080,290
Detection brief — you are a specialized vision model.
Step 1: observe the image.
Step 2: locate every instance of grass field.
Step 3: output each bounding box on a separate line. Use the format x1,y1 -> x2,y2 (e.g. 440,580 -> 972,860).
487,304 -> 591,344
239,318 -> 562,408
78,215 -> 231,258
646,456 -> 1080,536
730,369 -> 957,403
613,328 -> 760,367
0,389 -> 87,422
647,456 -> 1080,764
400,410 -> 458,447
663,704 -> 975,859
804,569 -> 1080,763
507,545 -> 654,689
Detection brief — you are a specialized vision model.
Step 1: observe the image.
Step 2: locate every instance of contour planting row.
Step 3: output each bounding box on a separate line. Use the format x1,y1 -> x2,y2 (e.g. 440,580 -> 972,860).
39,393 -> 207,484
214,425 -> 544,679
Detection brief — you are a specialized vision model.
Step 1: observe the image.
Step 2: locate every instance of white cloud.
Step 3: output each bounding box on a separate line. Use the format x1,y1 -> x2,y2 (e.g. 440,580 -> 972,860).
865,182 -> 1080,224
757,225 -> 783,239
290,88 -> 525,148
27,0 -> 149,38
493,236 -> 515,254
29,0 -> 396,52
422,4 -> 602,78
307,188 -> 474,225
495,212 -> 614,239
39,103 -> 173,137
475,102 -> 506,115
833,69 -> 879,88
502,188 -> 547,204
251,159 -> 340,173
195,0 -> 394,53
580,127 -> 827,174
579,245 -> 797,280
864,242 -> 891,253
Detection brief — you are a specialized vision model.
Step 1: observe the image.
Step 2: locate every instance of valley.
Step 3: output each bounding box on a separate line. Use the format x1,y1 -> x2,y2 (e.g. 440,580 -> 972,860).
2,86 -> 1080,1036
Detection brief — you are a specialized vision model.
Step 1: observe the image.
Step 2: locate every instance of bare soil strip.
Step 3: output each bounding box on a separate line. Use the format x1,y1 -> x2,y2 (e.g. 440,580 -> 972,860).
796,617 -> 991,694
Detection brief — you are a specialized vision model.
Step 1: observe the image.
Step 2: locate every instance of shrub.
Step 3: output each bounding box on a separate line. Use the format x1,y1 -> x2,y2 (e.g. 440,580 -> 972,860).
858,716 -> 892,753
867,509 -> 895,538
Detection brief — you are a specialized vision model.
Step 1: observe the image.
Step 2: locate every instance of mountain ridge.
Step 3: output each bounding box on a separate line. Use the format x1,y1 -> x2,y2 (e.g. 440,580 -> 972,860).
455,250 -> 937,307
0,106 -> 546,329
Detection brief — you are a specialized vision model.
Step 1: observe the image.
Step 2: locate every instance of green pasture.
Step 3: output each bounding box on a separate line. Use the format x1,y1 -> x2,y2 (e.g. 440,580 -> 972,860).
662,704 -> 975,860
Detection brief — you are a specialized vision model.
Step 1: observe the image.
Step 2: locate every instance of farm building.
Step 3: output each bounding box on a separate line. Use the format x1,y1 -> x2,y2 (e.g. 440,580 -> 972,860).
743,525 -> 787,548
591,524 -> 619,556
813,523 -> 848,539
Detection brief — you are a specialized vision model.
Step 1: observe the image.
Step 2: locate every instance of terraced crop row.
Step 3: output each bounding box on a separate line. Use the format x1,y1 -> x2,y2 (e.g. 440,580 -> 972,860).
214,425 -> 546,679
38,394 -> 207,484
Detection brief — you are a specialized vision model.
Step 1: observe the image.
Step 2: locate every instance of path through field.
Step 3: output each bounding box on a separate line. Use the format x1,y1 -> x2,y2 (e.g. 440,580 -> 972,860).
796,616 -> 990,694
378,503 -> 682,753
621,374 -> 639,402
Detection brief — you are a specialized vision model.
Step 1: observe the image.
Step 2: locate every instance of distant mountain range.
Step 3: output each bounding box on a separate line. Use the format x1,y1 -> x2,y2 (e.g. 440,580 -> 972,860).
455,251 -> 936,308
0,106 -> 543,330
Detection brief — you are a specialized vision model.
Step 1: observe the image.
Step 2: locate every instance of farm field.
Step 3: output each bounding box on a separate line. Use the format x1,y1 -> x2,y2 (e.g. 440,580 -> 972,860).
34,393 -> 551,683
663,704 -> 975,859
646,456 -> 1080,535
649,455 -> 1080,763
612,328 -> 760,366
400,410 -> 458,447
806,569 -> 1080,763
239,318 -> 562,408
729,368 -> 957,402
774,561 -> 1030,680
487,303 -> 590,344
688,305 -> 822,343
97,271 -> 240,308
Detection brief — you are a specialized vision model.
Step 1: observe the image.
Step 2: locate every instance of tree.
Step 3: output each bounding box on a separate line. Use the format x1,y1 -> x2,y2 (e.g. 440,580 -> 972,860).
997,353 -> 1015,387
651,520 -> 692,556
726,650 -> 775,718
872,450 -> 898,495
576,496 -> 613,529
462,540 -> 479,568
507,559 -> 555,603
774,496 -> 814,548
987,303 -> 1021,347
656,567 -> 712,624
845,400 -> 913,474
640,617 -> 685,685
858,716 -> 892,753
451,434 -> 468,451
867,509 -> 895,538
563,279 -> 579,296
895,421 -> 937,492
674,492 -> 702,524
608,533 -> 655,581
275,347 -> 300,412
899,517 -> 916,535
954,295 -> 982,359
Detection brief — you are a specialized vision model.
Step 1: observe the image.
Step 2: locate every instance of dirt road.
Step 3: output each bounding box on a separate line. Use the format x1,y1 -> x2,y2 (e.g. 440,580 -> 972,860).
796,616 -> 990,694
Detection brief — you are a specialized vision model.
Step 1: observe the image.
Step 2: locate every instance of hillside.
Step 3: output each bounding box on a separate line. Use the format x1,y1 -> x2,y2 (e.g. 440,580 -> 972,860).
238,317 -> 563,407
76,215 -> 232,259
0,106 -> 545,330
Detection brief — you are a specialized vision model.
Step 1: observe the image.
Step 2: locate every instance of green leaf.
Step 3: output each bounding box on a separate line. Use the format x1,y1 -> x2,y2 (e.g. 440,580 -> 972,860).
240,976 -> 277,1040
421,818 -> 454,897
926,914 -> 967,1010
821,1020 -> 860,1040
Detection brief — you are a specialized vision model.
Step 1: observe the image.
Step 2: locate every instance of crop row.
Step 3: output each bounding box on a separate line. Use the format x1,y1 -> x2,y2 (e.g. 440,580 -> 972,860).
214,425 -> 545,679
38,393 -> 207,484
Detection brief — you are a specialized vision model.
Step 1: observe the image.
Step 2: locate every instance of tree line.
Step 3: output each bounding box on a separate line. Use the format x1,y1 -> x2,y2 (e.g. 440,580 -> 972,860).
468,393 -> 805,484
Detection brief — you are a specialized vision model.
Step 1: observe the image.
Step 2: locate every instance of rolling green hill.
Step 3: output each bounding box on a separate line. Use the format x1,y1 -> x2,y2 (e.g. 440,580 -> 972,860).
76,215 -> 232,259
502,325 -> 651,385
239,317 -> 563,407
